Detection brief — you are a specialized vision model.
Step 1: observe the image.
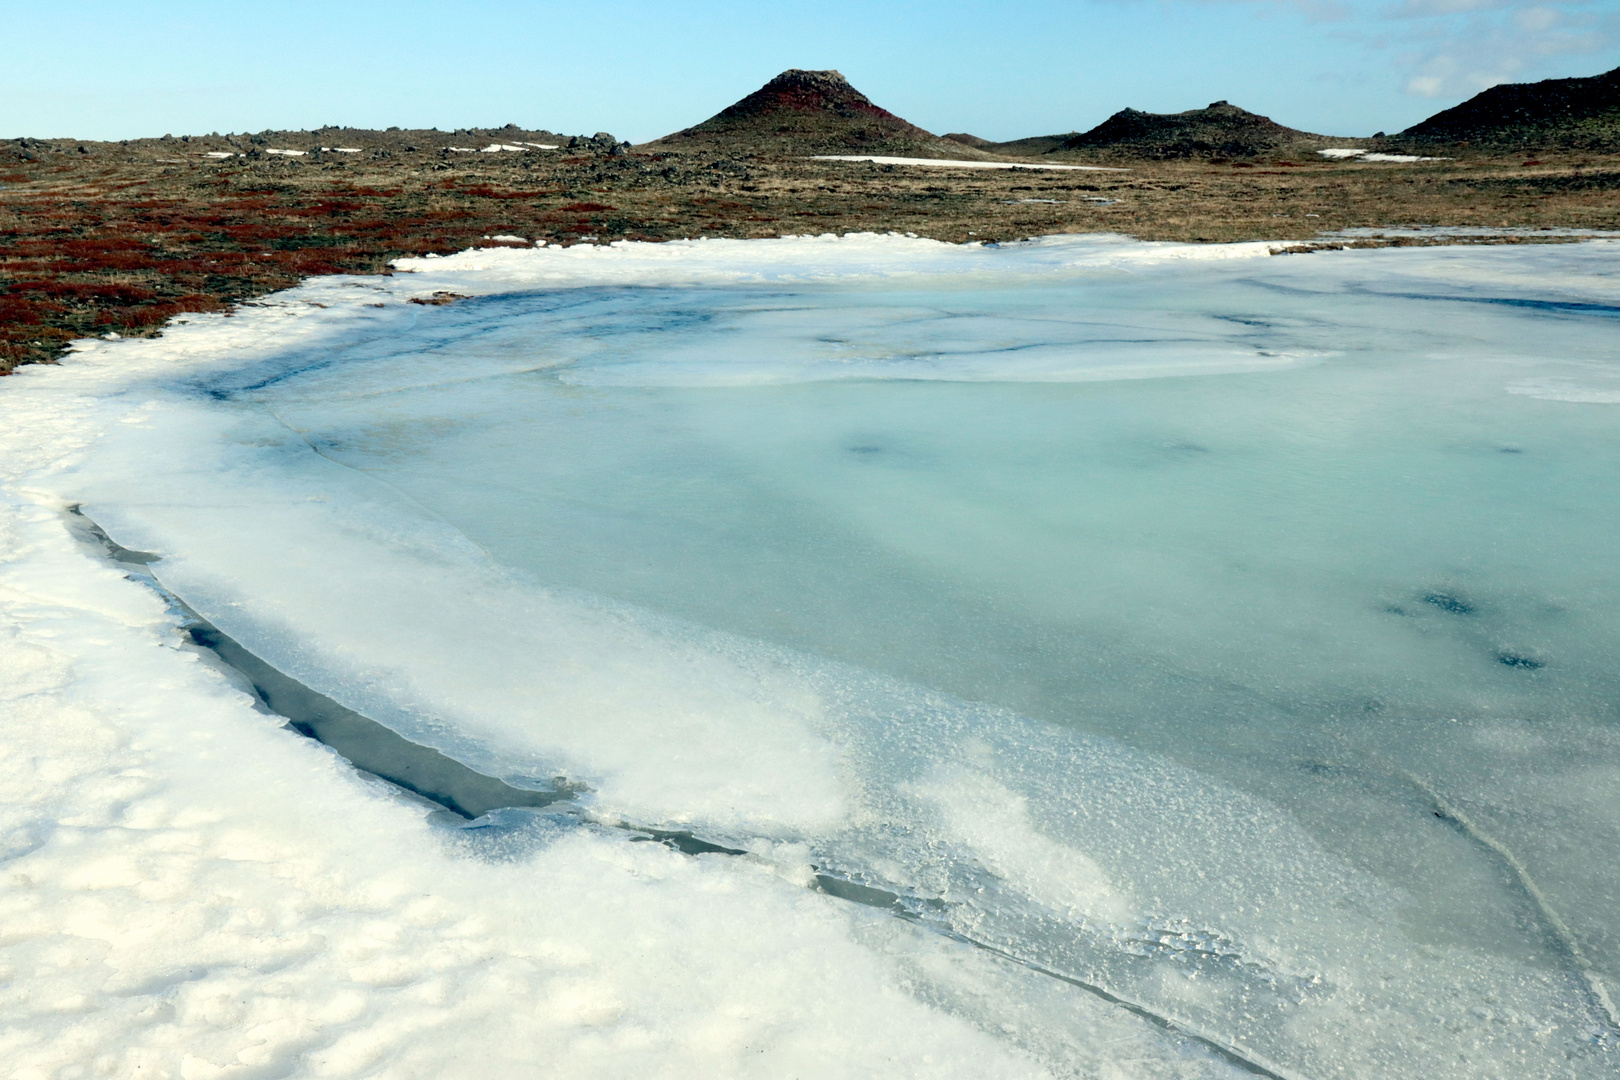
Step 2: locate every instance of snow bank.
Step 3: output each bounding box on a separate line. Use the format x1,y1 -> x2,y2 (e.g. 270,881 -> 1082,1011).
0,540 -> 1047,1075
1318,148 -> 1447,163
397,231 -> 1289,292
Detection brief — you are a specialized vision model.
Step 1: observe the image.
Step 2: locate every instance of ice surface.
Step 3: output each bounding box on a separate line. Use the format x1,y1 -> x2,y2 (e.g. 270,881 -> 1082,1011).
811,155 -> 1128,171
264,148 -> 307,157
4,233 -> 1620,1077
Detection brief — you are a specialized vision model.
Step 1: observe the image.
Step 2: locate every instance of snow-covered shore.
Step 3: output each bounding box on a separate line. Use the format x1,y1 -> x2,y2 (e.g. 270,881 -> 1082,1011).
5,232 -> 1619,1078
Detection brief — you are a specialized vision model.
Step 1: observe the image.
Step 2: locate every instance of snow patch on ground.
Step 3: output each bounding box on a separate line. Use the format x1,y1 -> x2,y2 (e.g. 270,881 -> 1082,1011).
1318,148 -> 1447,163
391,231 -> 1288,292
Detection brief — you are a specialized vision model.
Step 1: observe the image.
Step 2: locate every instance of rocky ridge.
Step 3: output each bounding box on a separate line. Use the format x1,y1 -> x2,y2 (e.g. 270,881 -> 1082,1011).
1051,101 -> 1328,159
1402,65 -> 1620,149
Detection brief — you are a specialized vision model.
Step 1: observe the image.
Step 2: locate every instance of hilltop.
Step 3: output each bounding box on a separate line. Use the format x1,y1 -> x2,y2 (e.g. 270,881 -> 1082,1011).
1402,65 -> 1620,150
1051,101 -> 1328,159
643,69 -> 990,158
946,102 -> 1331,161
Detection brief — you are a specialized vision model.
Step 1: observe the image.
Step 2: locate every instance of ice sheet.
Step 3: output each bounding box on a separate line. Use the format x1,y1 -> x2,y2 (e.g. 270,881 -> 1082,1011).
0,286 -> 1242,1076
5,233 -> 1620,1077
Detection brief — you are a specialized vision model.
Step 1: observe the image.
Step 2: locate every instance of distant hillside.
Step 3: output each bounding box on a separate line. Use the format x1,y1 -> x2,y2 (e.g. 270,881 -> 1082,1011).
1402,65 -> 1620,149
645,69 -> 992,158
1051,101 -> 1327,159
946,131 -> 1077,157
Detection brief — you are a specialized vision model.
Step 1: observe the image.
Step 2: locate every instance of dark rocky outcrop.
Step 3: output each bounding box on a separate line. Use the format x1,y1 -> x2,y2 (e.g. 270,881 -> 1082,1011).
1402,66 -> 1620,150
1053,101 -> 1325,159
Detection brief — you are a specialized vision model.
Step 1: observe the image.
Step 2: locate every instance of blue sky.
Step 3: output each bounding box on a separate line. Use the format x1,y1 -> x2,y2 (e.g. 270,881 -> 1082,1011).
3,0 -> 1617,141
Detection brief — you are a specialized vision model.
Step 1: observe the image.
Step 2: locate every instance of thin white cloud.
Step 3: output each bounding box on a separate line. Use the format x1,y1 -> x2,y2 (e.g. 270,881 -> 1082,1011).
1393,3 -> 1618,97
1176,0 -> 1618,100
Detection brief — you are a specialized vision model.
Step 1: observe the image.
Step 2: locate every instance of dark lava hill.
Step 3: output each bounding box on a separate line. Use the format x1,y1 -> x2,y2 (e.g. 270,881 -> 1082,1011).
1050,101 -> 1329,159
645,69 -> 992,158
1402,65 -> 1620,149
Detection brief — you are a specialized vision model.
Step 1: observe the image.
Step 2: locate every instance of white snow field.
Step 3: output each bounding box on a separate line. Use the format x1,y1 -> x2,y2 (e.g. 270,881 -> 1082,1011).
3,233 -> 1619,1079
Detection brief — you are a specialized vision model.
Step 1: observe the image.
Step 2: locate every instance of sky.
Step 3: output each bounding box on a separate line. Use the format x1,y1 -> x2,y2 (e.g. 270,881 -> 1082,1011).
3,0 -> 1617,142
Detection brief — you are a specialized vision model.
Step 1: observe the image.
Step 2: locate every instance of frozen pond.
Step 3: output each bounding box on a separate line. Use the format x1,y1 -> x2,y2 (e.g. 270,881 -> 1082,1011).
4,234 -> 1619,1077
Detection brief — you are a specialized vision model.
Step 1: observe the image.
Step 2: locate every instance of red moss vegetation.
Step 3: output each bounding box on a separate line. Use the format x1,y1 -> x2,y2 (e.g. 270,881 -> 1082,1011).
0,171 -> 523,372
0,156 -> 660,372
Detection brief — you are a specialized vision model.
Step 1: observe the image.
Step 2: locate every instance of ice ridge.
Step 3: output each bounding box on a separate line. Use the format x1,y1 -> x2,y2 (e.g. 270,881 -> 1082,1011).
66,506 -> 574,821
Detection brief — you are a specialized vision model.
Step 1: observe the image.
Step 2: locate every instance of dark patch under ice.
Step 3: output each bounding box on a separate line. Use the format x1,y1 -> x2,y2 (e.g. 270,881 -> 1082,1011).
1422,591 -> 1475,615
